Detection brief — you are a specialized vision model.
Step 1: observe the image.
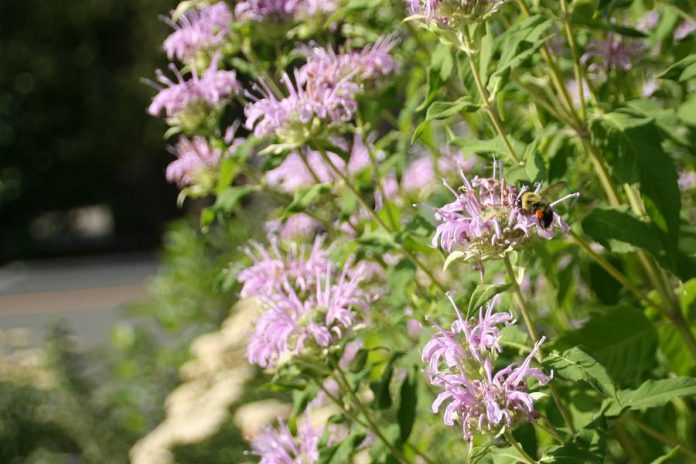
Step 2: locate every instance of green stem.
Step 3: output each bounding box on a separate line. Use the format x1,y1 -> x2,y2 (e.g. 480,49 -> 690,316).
581,141 -> 622,207
296,148 -> 362,236
314,146 -> 448,293
503,254 -> 577,435
332,365 -> 414,464
504,430 -> 537,464
513,79 -> 579,128
627,415 -> 696,461
461,30 -> 521,164
568,231 -> 661,308
623,185 -> 696,361
559,0 -> 593,118
534,416 -> 563,443
503,255 -> 539,342
613,421 -> 645,464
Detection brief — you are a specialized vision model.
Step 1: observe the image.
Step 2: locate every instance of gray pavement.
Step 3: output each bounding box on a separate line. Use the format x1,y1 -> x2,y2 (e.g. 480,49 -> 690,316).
0,253 -> 159,348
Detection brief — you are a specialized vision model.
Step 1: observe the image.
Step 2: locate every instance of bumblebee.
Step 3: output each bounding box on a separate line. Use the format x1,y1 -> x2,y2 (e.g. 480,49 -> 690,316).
517,191 -> 554,228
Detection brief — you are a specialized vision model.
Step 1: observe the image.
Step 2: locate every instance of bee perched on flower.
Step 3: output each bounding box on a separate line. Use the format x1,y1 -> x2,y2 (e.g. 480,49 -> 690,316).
432,163 -> 578,265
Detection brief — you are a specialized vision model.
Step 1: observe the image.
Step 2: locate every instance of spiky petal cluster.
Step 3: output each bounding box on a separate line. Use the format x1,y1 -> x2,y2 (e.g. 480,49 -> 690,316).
581,35 -> 643,74
250,414 -> 321,464
297,36 -> 398,85
235,0 -> 338,22
148,54 -> 240,118
675,20 -> 696,41
166,136 -> 222,187
408,0 -> 505,27
162,2 -> 232,61
432,166 -> 577,263
245,38 -> 397,140
423,295 -> 552,441
241,237 -> 373,368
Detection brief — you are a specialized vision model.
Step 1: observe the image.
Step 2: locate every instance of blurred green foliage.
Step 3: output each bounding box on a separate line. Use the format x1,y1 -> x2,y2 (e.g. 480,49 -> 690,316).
0,216 -> 255,463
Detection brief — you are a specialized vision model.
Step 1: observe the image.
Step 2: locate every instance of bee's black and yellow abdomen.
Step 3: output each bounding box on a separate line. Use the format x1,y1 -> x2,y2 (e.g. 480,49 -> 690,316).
541,208 -> 553,228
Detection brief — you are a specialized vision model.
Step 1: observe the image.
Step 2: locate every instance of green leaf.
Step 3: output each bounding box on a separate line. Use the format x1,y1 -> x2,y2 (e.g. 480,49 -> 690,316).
573,18 -> 647,37
370,352 -> 404,409
678,92 -> 696,127
487,447 -> 529,464
525,150 -> 547,184
582,206 -> 672,271
388,260 -> 416,306
659,53 -> 696,81
545,347 -> 617,398
487,15 -> 553,93
426,97 -> 478,121
649,446 -> 681,464
625,99 -> 690,146
557,305 -> 658,386
602,377 -> 696,418
443,250 -> 466,271
570,0 -> 597,21
499,325 -> 530,352
590,110 -> 681,265
318,431 -> 366,464
540,419 -> 606,463
214,185 -> 253,213
284,183 -> 331,216
451,135 -> 526,157
397,367 -> 417,445
467,284 -> 511,318
431,42 -> 454,81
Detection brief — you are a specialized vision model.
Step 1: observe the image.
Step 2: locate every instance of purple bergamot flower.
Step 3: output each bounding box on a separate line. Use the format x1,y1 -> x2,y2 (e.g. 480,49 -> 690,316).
165,136 -> 222,187
235,0 -> 338,22
241,237 -> 375,368
432,163 -> 578,263
423,294 -> 552,442
250,413 -> 321,464
244,38 -> 397,142
147,53 -> 241,119
162,2 -> 232,62
408,0 -> 505,27
581,34 -> 643,75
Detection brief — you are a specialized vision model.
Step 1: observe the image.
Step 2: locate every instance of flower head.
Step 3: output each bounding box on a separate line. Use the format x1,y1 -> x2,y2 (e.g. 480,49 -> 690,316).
675,20 -> 696,41
279,213 -> 323,240
235,0 -> 338,22
242,237 -> 374,368
245,39 -> 397,141
250,414 -> 321,464
581,35 -> 643,75
409,0 -> 505,27
431,163 -> 578,263
423,294 -> 552,441
297,36 -> 398,85
147,54 -> 240,119
162,2 -> 232,61
165,136 -> 222,187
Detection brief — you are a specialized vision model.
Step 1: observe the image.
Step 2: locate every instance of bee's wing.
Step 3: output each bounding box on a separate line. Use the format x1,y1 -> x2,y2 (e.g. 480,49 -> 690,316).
540,181 -> 567,199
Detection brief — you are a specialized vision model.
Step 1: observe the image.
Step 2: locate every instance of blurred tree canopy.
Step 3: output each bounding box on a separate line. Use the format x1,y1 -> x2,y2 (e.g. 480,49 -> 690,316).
0,0 -> 180,262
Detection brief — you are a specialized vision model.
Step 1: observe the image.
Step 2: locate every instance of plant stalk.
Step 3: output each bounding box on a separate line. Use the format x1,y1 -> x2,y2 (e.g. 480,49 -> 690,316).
503,254 -> 577,435
461,30 -> 521,164
315,146 -> 449,292
504,430 -> 537,464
